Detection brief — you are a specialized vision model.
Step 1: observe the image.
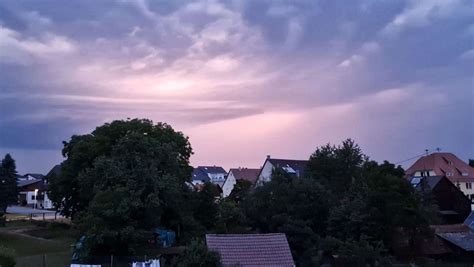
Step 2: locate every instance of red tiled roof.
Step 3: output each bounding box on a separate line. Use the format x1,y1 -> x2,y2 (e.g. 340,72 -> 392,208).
206,233 -> 295,267
229,168 -> 261,184
405,153 -> 474,183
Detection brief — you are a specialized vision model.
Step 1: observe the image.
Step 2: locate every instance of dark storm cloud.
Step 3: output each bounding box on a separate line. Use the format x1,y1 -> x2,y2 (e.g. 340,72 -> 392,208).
0,0 -> 472,173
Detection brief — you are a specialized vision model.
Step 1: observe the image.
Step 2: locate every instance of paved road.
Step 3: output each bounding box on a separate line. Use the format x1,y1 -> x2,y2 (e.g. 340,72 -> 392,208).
7,205 -> 57,215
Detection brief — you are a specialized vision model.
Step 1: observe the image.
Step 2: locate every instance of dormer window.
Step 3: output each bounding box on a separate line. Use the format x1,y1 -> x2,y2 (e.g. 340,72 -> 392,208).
446,172 -> 453,177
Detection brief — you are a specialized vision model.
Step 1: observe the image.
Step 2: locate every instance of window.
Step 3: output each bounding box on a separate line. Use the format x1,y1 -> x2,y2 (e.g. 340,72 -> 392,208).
471,194 -> 474,200
466,183 -> 472,189
446,172 -> 453,177
31,195 -> 35,200
456,183 -> 461,189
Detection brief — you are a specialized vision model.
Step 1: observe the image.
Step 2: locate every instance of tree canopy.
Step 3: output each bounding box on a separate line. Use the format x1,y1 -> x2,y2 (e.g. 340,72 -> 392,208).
240,139 -> 439,265
49,119 -> 206,255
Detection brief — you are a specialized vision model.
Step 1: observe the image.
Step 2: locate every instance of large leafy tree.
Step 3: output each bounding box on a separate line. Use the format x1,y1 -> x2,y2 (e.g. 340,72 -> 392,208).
48,119 -> 199,255
49,119 -> 192,219
0,154 -> 18,215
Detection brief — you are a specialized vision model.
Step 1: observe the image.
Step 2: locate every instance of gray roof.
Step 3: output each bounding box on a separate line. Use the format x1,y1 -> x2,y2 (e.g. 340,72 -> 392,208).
206,233 -> 295,267
191,166 -> 227,182
46,164 -> 61,177
412,176 -> 443,189
464,212 -> 474,230
197,166 -> 227,174
192,168 -> 210,182
17,179 -> 43,187
437,232 -> 474,251
268,158 -> 308,177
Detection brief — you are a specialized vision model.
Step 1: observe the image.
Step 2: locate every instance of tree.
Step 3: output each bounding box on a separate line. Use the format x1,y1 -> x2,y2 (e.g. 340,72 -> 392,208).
242,169 -> 330,265
0,154 -> 18,226
49,119 -> 193,219
172,239 -> 220,267
49,119 -> 200,255
306,139 -> 367,199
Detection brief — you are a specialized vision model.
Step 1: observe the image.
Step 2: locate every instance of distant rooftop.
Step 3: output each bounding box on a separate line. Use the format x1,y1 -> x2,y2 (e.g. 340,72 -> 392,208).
206,233 -> 295,267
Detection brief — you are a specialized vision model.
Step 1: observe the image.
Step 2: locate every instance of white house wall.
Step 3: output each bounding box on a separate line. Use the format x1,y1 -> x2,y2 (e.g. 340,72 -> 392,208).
222,172 -> 236,198
257,161 -> 274,186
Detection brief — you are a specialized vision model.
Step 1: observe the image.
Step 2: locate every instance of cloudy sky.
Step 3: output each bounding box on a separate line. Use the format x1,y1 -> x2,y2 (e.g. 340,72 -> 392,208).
0,0 -> 473,174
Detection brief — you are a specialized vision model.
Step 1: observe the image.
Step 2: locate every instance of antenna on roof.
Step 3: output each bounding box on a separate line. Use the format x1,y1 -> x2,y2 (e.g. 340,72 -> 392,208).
436,147 -> 441,152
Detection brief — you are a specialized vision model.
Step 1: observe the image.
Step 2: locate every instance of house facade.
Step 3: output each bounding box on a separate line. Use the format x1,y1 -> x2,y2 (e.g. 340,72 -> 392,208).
17,178 -> 53,209
222,168 -> 260,198
191,166 -> 227,187
406,152 -> 474,200
256,156 -> 308,186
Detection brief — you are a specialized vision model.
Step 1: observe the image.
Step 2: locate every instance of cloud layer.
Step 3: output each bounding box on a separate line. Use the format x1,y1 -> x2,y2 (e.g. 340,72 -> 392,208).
0,0 -> 472,173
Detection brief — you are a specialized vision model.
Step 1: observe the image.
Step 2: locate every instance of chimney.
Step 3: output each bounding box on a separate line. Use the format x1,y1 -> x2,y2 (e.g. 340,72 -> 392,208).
267,155 -> 271,159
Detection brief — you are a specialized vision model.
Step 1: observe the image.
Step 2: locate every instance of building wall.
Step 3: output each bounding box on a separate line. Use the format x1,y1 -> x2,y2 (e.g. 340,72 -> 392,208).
257,161 -> 273,186
454,181 -> 474,201
208,173 -> 226,184
222,172 -> 236,198
20,191 -> 53,209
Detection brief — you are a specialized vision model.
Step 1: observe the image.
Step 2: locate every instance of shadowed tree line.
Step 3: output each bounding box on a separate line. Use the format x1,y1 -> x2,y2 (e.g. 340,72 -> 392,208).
32,119 -> 440,266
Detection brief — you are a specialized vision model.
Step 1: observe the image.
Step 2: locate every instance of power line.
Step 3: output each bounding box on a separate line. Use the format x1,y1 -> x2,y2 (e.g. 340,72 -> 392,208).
394,147 -> 441,165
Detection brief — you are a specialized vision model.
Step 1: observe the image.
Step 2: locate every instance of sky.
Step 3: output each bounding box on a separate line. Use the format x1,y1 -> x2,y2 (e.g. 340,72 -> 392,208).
0,0 -> 473,174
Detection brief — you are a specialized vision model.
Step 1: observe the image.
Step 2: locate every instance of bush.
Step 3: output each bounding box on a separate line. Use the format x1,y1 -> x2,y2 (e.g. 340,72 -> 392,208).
0,245 -> 16,267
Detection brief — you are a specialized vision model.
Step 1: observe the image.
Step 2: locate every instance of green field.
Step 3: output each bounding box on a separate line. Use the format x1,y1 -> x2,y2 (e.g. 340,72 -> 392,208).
0,220 -> 76,266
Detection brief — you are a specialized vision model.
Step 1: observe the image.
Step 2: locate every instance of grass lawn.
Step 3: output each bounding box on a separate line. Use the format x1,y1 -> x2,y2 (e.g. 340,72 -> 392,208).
0,220 -> 76,266
0,231 -> 70,256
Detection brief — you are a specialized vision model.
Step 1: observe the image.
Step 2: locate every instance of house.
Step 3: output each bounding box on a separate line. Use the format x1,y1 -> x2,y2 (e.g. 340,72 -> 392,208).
221,168 -> 260,198
256,155 -> 308,186
411,176 -> 471,224
17,178 -> 53,209
206,233 -> 295,267
191,166 -> 227,187
406,152 -> 474,200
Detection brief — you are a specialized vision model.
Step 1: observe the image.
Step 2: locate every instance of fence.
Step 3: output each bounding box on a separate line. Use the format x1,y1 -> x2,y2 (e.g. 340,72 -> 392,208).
15,251 -> 71,267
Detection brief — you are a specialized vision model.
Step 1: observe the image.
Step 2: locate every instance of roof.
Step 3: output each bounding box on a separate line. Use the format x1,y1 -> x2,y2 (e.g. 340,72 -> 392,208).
432,224 -> 474,252
46,164 -> 61,177
23,173 -> 45,179
206,233 -> 295,267
412,176 -> 444,189
17,179 -> 43,188
464,212 -> 474,230
406,152 -> 474,183
191,168 -> 210,183
197,166 -> 227,174
437,232 -> 474,251
267,158 -> 308,177
229,168 -> 260,184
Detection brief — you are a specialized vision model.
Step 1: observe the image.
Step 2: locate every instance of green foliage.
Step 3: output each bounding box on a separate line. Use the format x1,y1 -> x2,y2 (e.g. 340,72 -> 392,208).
49,119 -> 193,219
49,119 -> 204,256
306,139 -> 366,198
192,183 -> 220,230
173,239 -> 220,267
241,139 -> 439,265
0,245 -> 16,267
242,169 -> 330,264
215,199 -> 248,234
0,154 -> 18,225
227,179 -> 252,202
